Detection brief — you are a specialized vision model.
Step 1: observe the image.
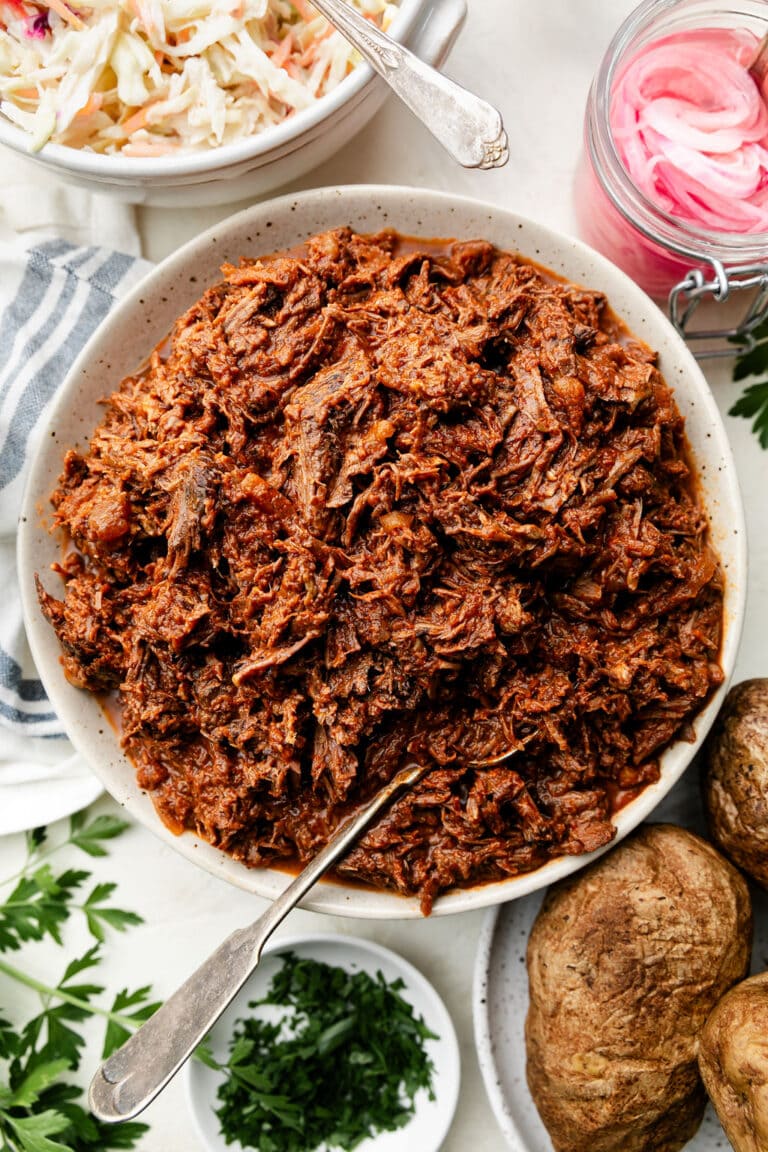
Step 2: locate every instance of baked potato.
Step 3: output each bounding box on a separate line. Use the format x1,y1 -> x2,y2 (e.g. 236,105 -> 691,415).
525,823 -> 752,1152
703,678 -> 768,886
698,971 -> 768,1152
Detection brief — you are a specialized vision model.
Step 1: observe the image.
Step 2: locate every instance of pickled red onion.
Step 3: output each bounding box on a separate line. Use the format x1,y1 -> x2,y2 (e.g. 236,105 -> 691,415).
610,27 -> 768,233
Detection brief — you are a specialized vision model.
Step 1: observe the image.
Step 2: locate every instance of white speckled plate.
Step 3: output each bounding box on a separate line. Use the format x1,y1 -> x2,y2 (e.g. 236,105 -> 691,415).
185,933 -> 460,1152
472,780 -> 768,1152
18,184 -> 747,917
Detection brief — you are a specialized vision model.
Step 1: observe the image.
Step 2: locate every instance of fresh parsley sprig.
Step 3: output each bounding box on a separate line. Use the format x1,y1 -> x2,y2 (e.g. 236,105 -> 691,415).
0,810 -> 159,1152
0,814 -> 134,953
730,318 -> 768,449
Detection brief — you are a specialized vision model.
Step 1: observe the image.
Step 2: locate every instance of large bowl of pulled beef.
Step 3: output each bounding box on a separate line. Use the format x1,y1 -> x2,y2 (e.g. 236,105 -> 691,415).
19,186 -> 746,918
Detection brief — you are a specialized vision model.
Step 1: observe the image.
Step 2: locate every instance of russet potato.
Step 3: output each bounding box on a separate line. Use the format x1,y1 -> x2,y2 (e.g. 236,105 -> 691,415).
698,970 -> 768,1152
525,824 -> 752,1152
703,678 -> 768,886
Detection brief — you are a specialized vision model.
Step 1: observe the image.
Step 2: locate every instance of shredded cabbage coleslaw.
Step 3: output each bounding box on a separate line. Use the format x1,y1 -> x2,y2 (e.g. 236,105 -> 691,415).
0,0 -> 398,155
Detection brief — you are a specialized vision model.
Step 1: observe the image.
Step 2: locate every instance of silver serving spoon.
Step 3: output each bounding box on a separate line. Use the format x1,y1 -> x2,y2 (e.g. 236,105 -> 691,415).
89,739 -> 521,1123
310,0 -> 508,169
89,758 -> 431,1123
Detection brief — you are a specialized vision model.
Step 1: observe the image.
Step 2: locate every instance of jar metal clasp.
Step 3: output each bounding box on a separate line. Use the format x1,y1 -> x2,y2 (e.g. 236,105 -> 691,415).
668,258 -> 768,359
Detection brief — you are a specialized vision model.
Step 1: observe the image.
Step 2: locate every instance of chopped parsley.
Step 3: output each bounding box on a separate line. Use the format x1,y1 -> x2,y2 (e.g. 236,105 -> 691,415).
215,952 -> 438,1152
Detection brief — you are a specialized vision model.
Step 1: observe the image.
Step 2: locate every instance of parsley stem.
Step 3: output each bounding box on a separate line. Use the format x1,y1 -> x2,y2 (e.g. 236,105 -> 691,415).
0,837 -> 76,892
0,957 -> 139,1032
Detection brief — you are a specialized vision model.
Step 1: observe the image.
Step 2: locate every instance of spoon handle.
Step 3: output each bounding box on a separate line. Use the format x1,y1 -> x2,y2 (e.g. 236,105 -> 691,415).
88,760 -> 428,1124
310,0 -> 508,169
750,30 -> 768,86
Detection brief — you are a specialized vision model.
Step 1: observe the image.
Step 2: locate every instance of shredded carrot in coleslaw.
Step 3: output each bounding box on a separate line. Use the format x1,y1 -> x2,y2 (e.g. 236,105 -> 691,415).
0,0 -> 399,154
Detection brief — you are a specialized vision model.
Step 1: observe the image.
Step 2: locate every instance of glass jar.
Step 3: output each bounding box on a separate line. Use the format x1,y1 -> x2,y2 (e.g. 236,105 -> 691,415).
575,0 -> 768,354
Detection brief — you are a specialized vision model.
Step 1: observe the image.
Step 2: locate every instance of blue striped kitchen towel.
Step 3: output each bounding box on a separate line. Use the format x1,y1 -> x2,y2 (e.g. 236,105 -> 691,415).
0,182 -> 152,833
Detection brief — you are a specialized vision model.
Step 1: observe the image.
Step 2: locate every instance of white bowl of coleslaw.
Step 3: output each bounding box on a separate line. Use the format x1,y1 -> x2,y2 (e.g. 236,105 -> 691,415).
0,0 -> 464,205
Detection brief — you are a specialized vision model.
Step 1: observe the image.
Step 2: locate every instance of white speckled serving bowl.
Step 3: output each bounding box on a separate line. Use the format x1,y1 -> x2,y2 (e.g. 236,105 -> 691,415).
0,0 -> 464,207
18,185 -> 746,918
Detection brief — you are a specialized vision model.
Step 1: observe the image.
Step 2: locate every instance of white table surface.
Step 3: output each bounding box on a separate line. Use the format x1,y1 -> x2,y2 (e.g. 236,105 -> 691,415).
3,2 -> 768,1151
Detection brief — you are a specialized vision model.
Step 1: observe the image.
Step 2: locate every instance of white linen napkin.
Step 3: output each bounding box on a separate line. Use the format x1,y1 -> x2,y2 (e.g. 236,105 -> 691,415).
0,151 -> 153,834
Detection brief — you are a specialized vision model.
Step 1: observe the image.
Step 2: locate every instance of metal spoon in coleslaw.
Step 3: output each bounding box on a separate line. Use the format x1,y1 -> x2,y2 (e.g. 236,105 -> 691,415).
0,0 -> 398,154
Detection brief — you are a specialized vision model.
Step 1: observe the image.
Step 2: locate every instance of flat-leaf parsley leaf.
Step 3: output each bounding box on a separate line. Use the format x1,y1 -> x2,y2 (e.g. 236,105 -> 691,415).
729,380 -> 768,450
0,810 -> 158,1152
730,321 -> 768,449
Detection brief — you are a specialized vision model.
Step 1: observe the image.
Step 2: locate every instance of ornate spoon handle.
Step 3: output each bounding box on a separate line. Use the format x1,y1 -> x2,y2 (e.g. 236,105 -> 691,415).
311,0 -> 508,169
88,760 -> 429,1123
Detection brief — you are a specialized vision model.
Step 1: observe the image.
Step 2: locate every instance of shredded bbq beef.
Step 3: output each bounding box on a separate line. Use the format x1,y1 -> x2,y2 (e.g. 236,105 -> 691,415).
38,229 -> 724,913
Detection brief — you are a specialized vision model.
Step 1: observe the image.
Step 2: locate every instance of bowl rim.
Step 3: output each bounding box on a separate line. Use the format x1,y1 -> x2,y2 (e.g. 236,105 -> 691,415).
0,0 -> 424,178
18,182 -> 748,918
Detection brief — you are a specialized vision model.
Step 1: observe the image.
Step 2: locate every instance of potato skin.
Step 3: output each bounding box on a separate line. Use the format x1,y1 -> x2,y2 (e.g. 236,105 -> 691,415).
703,678 -> 768,886
525,824 -> 752,1152
698,971 -> 768,1152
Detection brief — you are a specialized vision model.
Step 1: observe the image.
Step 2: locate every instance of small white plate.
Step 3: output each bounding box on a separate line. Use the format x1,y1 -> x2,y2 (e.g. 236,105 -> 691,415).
186,933 -> 461,1152
472,786 -> 768,1151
